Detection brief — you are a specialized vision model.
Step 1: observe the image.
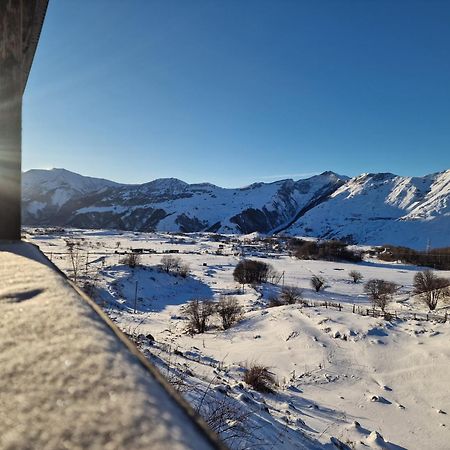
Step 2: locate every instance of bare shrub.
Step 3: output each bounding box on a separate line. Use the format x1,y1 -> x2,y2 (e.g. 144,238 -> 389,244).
243,364 -> 276,393
194,386 -> 256,447
413,270 -> 450,310
311,275 -> 325,292
317,240 -> 362,262
120,252 -> 141,268
233,259 -> 273,286
292,239 -> 362,262
160,255 -> 181,273
349,270 -> 363,283
292,240 -> 318,259
202,397 -> 253,446
177,263 -> 191,278
364,279 -> 398,311
377,244 -> 450,270
268,296 -> 283,308
280,286 -> 303,304
182,299 -> 215,334
216,296 -> 243,330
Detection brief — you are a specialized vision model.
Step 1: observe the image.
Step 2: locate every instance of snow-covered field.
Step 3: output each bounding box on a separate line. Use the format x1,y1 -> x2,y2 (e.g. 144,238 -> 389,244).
26,228 -> 450,450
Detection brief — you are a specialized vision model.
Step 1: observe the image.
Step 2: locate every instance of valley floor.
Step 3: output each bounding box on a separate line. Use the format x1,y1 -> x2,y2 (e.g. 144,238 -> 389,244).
26,228 -> 450,450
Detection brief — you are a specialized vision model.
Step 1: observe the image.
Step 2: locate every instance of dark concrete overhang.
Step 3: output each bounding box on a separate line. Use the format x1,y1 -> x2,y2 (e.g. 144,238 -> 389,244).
0,0 -> 49,240
21,0 -> 49,92
0,0 -> 49,93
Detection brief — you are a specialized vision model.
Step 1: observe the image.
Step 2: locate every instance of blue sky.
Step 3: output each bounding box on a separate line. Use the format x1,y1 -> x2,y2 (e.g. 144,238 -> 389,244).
23,0 -> 450,187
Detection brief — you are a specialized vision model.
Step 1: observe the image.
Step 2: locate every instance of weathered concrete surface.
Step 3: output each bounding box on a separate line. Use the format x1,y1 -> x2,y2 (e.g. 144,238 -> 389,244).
0,0 -> 48,239
0,243 -> 223,450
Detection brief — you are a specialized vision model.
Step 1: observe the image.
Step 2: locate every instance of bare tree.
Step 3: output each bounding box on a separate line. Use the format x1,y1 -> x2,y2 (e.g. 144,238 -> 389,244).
216,296 -> 243,330
280,286 -> 303,304
182,299 -> 215,334
349,270 -> 363,283
160,255 -> 181,274
311,275 -> 325,292
364,279 -> 397,311
233,259 -> 273,286
413,270 -> 450,311
120,252 -> 141,268
67,241 -> 83,283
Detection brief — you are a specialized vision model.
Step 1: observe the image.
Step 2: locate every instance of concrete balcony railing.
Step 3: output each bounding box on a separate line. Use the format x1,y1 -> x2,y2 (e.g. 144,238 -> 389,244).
0,242 -> 226,449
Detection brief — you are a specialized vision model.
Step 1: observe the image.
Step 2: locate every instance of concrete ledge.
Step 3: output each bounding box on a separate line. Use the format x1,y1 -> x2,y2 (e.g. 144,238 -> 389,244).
0,243 -> 225,450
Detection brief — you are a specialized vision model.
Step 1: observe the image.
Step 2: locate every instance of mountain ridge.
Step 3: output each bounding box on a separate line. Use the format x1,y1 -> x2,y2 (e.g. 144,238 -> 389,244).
22,168 -> 450,249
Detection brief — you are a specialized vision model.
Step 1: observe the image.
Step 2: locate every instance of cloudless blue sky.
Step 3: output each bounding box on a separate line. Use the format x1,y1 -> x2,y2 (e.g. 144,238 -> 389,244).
23,0 -> 450,187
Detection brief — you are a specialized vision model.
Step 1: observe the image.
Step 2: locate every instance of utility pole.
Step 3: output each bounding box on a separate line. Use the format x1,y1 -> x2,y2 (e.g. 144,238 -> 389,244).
133,280 -> 139,313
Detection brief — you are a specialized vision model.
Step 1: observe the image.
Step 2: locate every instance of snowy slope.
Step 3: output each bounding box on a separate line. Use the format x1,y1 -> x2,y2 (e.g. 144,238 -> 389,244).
22,168 -> 122,222
26,229 -> 450,450
23,168 -> 121,202
285,170 -> 450,249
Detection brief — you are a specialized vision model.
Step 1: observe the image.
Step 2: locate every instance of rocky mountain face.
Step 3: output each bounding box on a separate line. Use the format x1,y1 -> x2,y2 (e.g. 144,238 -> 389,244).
285,170 -> 450,249
22,168 -> 450,249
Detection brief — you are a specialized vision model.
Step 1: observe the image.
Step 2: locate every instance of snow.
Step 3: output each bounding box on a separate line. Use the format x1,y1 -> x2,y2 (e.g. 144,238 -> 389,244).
286,170 -> 450,249
0,241 -> 220,450
25,228 -> 450,449
27,200 -> 46,215
23,168 -> 120,193
22,168 -> 121,209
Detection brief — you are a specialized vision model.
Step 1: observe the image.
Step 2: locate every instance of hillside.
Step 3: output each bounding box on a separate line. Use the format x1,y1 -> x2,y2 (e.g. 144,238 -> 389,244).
285,171 -> 450,249
22,168 -> 450,249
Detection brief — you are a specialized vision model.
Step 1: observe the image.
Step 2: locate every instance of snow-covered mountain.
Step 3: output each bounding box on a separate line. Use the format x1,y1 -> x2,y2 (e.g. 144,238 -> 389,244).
22,168 -> 450,249
22,168 -> 346,234
285,170 -> 450,249
23,168 -> 121,217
